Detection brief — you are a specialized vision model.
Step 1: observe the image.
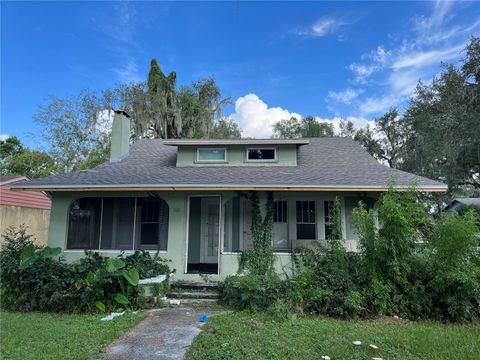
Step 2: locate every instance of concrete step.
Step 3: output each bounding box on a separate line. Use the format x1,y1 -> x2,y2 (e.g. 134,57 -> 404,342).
166,291 -> 220,300
165,298 -> 219,306
170,281 -> 219,291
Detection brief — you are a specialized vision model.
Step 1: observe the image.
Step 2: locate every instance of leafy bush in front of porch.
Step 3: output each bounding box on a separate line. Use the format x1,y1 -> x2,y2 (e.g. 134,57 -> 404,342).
220,189 -> 480,322
0,226 -> 172,313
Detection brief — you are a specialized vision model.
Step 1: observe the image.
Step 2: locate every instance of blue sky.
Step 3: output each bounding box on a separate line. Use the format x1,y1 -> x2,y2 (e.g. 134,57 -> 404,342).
2,1 -> 479,144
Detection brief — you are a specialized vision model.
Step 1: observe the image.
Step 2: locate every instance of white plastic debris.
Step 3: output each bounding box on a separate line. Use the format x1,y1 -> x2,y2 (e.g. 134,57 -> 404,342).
321,356 -> 331,360
169,299 -> 181,305
372,358 -> 383,360
353,341 -> 362,346
369,344 -> 379,350
101,311 -> 125,321
393,315 -> 400,319
139,275 -> 167,285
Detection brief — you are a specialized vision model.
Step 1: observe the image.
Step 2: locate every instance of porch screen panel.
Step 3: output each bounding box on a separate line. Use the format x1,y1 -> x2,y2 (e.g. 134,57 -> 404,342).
136,198 -> 169,251
100,198 -> 135,250
273,201 -> 289,251
67,198 -> 101,249
296,200 -> 316,240
242,199 -> 253,250
224,197 -> 241,252
324,201 -> 334,241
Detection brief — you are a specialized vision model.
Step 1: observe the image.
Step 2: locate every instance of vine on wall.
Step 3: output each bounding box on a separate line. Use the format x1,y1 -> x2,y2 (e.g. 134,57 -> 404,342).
327,196 -> 343,247
238,191 -> 275,275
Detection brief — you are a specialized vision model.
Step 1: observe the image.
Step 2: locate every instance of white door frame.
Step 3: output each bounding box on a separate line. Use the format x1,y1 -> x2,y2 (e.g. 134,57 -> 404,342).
185,195 -> 221,274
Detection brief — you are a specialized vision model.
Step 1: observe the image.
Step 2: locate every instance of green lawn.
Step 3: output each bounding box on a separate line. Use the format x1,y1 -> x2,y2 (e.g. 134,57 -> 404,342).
0,311 -> 144,360
187,312 -> 480,360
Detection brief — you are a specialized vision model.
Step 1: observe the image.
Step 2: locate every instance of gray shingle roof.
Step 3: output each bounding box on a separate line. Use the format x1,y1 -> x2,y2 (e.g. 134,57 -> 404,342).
12,137 -> 447,191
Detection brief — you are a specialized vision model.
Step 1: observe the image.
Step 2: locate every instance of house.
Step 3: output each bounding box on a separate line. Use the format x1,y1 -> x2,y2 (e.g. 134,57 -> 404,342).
11,111 -> 447,280
0,176 -> 51,246
446,198 -> 480,213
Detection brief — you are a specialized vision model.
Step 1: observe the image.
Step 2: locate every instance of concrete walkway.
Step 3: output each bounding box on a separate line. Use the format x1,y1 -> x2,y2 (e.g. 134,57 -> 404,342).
104,306 -> 218,360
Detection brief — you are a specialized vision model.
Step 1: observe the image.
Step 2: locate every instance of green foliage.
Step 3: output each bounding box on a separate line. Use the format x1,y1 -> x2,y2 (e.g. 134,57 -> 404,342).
238,192 -> 275,275
33,91 -> 112,173
326,196 -> 343,245
402,37 -> 480,193
354,108 -> 404,168
0,136 -> 56,178
210,117 -> 241,139
291,243 -> 363,318
273,116 -> 334,138
222,186 -> 479,322
0,228 -> 172,313
133,60 -> 233,140
220,274 -> 283,311
427,211 -> 480,320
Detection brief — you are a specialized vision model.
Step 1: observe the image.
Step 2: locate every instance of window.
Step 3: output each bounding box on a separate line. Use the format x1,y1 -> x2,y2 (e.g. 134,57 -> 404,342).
197,148 -> 226,162
247,148 -> 276,161
67,197 -> 169,251
273,201 -> 289,251
324,201 -> 334,240
296,201 -> 316,240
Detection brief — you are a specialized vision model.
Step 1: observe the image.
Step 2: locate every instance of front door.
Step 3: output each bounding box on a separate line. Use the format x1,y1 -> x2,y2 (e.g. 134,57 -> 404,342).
200,197 -> 220,264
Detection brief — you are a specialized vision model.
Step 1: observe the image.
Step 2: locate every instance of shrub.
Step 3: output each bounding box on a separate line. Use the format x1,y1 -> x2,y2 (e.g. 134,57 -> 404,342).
0,227 -> 172,313
428,211 -> 480,321
220,274 -> 283,311
291,242 -> 363,318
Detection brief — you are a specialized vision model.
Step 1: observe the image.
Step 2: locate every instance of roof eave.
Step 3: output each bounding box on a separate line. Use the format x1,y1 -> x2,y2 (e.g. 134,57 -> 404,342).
10,183 -> 448,192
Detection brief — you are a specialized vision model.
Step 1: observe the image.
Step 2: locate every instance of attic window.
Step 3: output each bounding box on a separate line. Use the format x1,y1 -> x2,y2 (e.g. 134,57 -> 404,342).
197,148 -> 226,162
246,148 -> 276,161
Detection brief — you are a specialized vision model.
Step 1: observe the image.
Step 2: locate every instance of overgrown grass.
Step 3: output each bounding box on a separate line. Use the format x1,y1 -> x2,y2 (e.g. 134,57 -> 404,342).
0,311 -> 144,360
187,312 -> 480,360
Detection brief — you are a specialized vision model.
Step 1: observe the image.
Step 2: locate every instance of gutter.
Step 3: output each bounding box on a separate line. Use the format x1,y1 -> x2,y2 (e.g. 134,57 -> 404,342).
10,183 -> 449,192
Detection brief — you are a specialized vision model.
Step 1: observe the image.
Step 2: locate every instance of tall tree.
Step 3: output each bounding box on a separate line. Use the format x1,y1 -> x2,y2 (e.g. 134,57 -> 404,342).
0,136 -> 56,179
402,37 -> 480,192
273,116 -> 334,138
210,117 -> 241,139
33,91 -> 111,172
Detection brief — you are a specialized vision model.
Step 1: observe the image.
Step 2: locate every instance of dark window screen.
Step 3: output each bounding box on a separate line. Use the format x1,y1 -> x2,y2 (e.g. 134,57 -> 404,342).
247,148 -> 275,160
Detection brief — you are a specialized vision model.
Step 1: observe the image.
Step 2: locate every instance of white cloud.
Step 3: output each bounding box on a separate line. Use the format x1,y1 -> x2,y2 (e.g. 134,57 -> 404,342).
327,88 -> 364,104
391,45 -> 464,70
335,0 -> 480,116
295,16 -> 349,38
359,95 -> 398,114
112,57 -> 142,83
0,134 -> 10,141
229,94 -> 301,138
229,94 -> 376,138
348,63 -> 380,83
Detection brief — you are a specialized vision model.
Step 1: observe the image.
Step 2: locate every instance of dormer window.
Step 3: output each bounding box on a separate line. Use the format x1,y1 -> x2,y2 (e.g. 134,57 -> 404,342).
247,148 -> 276,161
197,148 -> 227,162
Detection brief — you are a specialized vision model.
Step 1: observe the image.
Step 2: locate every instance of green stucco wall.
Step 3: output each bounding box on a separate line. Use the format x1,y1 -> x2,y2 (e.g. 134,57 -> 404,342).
48,190 -> 377,281
176,145 -> 298,167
